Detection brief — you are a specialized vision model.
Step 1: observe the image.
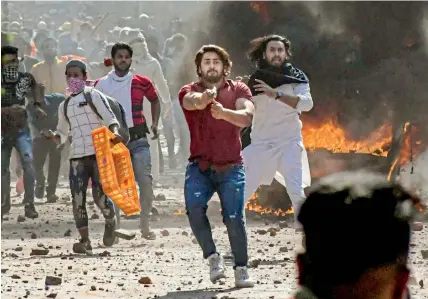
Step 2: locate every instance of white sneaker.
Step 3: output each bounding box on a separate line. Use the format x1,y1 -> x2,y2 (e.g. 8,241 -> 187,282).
234,266 -> 254,288
208,253 -> 226,283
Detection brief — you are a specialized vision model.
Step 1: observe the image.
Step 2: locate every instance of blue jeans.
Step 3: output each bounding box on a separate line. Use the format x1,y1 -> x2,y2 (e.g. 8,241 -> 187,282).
1,128 -> 35,213
115,137 -> 155,231
185,162 -> 248,267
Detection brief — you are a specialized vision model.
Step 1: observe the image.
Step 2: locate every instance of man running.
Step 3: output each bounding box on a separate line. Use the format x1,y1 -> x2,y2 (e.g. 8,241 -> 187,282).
244,35 -> 313,229
95,42 -> 161,240
179,44 -> 255,288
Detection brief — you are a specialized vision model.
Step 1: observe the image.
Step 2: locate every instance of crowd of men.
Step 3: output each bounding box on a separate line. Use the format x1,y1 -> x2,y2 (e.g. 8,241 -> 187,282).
1,8 -> 423,297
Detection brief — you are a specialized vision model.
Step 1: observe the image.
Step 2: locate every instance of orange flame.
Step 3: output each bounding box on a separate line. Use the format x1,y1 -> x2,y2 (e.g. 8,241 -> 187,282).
245,192 -> 294,216
250,2 -> 270,25
302,118 -> 392,156
173,209 -> 184,216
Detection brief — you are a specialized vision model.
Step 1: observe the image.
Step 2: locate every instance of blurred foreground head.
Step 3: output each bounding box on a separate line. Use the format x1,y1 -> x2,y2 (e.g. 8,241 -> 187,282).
297,171 -> 424,299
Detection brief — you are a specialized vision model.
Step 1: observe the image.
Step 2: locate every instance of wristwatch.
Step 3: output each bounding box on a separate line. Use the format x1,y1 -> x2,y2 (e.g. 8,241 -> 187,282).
275,91 -> 283,100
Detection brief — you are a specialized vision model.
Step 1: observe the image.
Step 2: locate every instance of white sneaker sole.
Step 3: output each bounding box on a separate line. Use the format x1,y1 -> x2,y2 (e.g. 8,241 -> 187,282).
235,281 -> 255,288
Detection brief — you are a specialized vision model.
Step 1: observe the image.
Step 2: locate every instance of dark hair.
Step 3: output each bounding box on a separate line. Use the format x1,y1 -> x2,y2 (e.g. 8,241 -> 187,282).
247,34 -> 292,68
1,45 -> 18,57
194,44 -> 232,77
297,171 -> 420,295
111,42 -> 133,58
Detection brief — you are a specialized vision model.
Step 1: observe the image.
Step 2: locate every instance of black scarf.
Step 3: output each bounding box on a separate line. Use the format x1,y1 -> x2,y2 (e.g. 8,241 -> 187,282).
247,63 -> 309,96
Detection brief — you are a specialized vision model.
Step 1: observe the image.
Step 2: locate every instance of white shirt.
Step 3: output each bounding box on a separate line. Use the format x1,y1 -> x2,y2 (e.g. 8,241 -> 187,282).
56,90 -> 119,159
251,83 -> 313,145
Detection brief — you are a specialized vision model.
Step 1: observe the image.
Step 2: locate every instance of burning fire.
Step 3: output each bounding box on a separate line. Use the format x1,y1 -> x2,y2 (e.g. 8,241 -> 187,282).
173,209 -> 184,216
245,192 -> 294,216
302,118 -> 392,156
250,2 -> 270,25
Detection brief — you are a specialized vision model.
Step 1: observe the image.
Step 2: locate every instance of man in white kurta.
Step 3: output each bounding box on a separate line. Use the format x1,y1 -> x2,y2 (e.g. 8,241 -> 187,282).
244,35 -> 313,228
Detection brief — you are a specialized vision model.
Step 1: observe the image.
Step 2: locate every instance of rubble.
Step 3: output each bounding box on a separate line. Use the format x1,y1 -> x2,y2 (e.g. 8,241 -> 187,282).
45,276 -> 62,286
138,277 -> 153,285
30,249 -> 49,256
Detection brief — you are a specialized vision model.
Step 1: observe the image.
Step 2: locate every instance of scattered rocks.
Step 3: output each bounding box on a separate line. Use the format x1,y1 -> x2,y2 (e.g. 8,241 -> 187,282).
274,280 -> 282,284
30,232 -> 38,239
278,221 -> 288,229
256,229 -> 267,235
64,229 -> 72,237
267,227 -> 280,234
419,280 -> 424,289
138,276 -> 153,285
192,238 -> 198,244
155,251 -> 164,256
11,274 -> 21,279
160,230 -> 170,237
90,286 -> 96,291
421,250 -> 428,260
17,215 -> 26,223
182,231 -> 189,236
117,283 -> 124,287
14,247 -> 23,252
279,247 -> 288,253
45,276 -> 62,286
1,268 -> 8,273
31,249 -> 49,256
46,293 -> 57,298
99,250 -> 110,257
249,259 -> 261,268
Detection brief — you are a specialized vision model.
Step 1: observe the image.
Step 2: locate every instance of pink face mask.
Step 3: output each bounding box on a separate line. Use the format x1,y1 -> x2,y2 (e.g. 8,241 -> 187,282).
66,77 -> 86,95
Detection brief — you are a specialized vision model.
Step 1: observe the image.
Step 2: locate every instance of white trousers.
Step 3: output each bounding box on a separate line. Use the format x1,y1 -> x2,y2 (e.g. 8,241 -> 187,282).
243,141 -> 310,223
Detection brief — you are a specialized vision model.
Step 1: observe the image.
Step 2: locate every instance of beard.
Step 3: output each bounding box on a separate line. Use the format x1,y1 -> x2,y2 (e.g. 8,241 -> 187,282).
113,61 -> 131,73
201,70 -> 223,84
267,57 -> 286,68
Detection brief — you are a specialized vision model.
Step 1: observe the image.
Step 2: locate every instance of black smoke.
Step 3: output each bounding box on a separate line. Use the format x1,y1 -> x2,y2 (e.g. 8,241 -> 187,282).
205,2 -> 428,139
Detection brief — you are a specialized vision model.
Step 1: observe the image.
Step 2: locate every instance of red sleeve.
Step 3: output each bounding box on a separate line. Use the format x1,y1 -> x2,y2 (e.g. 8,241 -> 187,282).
178,84 -> 193,108
235,81 -> 253,103
135,75 -> 159,102
94,79 -> 100,87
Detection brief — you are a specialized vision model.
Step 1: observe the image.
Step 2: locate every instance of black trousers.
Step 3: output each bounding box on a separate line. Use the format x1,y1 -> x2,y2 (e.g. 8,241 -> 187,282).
33,137 -> 62,197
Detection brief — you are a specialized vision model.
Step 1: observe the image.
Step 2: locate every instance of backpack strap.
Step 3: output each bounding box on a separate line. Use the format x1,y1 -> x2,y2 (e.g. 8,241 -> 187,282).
63,96 -> 72,128
83,87 -> 103,120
